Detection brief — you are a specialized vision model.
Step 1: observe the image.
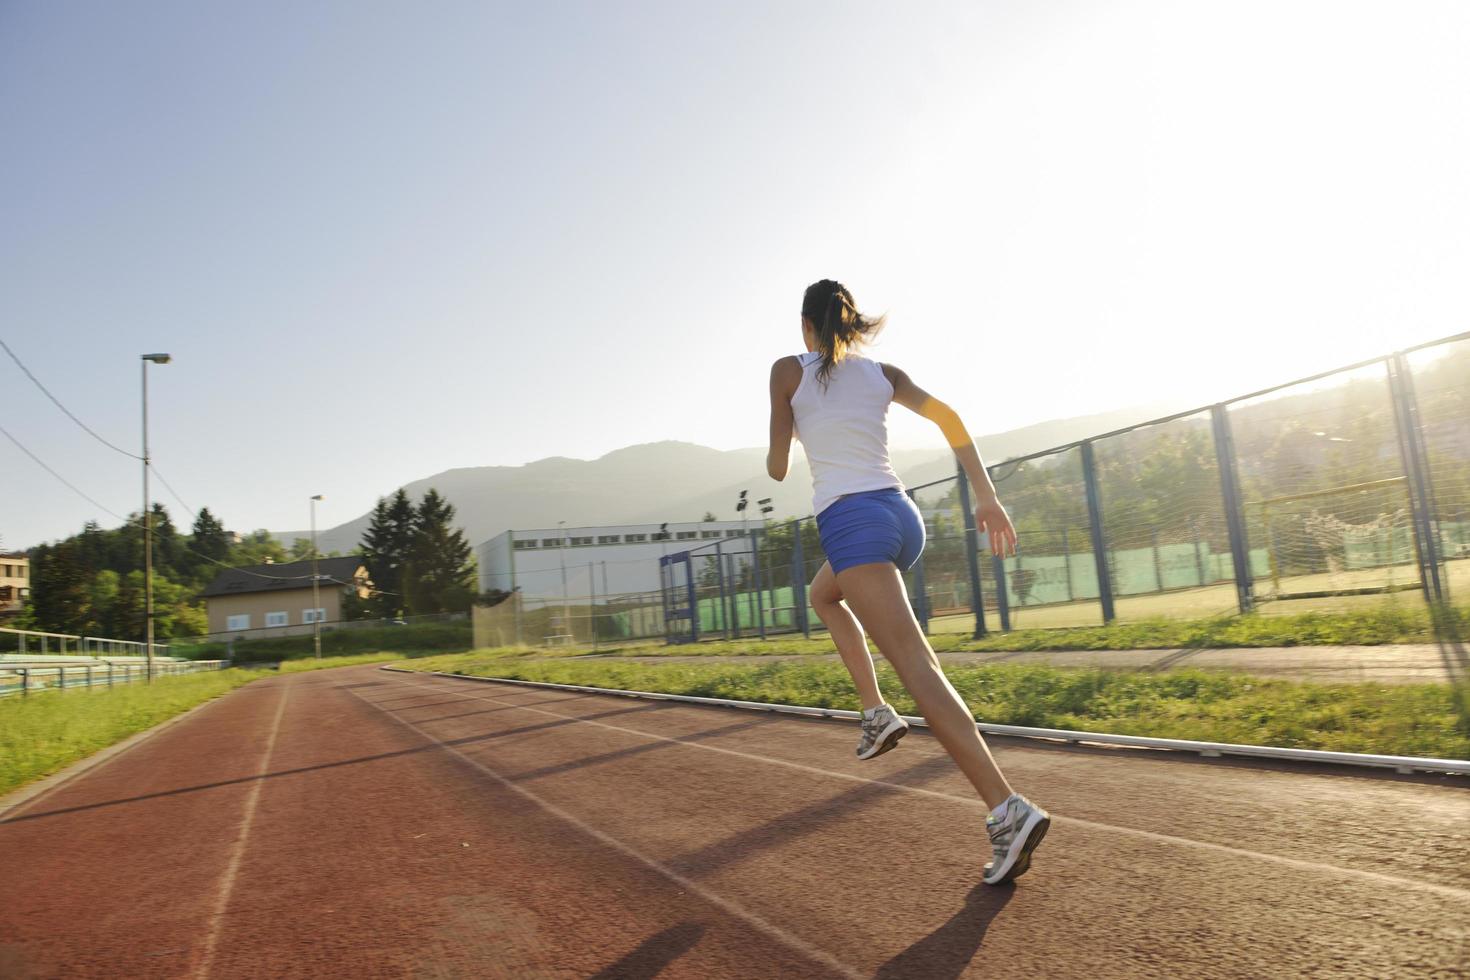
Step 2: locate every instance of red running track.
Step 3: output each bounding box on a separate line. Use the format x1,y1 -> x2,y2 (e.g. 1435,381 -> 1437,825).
2,665 -> 1467,978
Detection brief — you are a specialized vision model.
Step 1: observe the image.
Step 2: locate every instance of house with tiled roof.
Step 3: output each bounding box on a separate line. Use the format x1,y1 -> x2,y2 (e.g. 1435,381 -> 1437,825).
201,556 -> 370,637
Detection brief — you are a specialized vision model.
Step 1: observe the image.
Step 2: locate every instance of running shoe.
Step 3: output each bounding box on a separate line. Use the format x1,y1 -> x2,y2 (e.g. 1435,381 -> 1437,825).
856,704 -> 908,760
982,793 -> 1051,885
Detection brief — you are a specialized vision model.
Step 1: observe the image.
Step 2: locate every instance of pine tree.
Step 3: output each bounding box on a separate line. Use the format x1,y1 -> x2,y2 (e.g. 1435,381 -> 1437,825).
190,508 -> 230,563
361,489 -> 416,617
29,540 -> 96,635
404,489 -> 475,615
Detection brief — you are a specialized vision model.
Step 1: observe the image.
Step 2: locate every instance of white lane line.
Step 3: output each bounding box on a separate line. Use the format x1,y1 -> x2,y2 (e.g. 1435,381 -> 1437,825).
194,682 -> 291,979
343,684 -> 863,980
375,674 -> 1470,905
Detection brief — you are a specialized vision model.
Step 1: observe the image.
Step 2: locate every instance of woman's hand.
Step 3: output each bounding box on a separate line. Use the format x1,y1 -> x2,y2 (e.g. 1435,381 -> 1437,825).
975,496 -> 1017,558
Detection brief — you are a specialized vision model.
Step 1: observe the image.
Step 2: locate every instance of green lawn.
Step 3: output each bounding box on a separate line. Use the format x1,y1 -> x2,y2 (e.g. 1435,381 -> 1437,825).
474,599 -> 1468,661
400,652 -> 1470,760
0,668 -> 265,798
277,653 -> 407,672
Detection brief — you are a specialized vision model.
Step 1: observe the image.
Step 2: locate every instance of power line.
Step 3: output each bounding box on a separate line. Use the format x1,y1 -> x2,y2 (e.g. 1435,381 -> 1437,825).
0,421 -> 128,521
150,464 -> 196,520
0,336 -> 142,460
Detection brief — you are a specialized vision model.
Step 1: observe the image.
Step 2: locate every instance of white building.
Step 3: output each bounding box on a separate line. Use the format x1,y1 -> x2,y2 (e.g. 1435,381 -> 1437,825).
477,520 -> 757,603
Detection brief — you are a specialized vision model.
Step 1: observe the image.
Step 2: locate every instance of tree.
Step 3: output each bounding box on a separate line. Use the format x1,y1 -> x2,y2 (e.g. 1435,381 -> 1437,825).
230,530 -> 288,567
403,488 -> 476,614
702,511 -> 718,522
190,508 -> 231,567
28,540 -> 95,635
361,489 -> 416,617
289,537 -> 315,560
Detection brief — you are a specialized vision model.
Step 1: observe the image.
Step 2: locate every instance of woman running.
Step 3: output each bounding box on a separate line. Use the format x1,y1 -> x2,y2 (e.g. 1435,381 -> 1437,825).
766,279 -> 1050,885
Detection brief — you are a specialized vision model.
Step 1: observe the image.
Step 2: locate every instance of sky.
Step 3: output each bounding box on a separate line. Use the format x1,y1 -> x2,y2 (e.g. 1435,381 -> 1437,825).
4,0 -> 1468,549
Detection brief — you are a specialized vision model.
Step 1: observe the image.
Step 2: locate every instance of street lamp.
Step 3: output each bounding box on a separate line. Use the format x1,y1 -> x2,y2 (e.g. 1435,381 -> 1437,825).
141,353 -> 171,683
311,494 -> 324,659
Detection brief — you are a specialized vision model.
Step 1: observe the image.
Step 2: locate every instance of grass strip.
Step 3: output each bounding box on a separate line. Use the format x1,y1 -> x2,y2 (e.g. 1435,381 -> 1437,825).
277,653 -> 407,673
491,602 -> 1470,660
0,668 -> 265,797
403,652 -> 1470,760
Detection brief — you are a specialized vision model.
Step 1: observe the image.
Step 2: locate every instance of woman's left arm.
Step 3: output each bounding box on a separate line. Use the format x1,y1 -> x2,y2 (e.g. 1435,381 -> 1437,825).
767,356 -> 801,480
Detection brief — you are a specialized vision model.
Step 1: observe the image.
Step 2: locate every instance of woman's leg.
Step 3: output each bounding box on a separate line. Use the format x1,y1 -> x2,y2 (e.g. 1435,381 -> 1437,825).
809,561 -> 885,712
835,561 -> 1014,810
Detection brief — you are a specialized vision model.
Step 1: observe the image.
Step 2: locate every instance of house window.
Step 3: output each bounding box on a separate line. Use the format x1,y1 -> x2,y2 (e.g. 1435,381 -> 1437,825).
570,536 -> 593,547
227,614 -> 251,631
265,611 -> 288,628
303,608 -> 327,624
597,535 -> 621,545
676,531 -> 698,540
624,533 -> 648,543
542,538 -> 564,548
701,530 -> 722,539
514,540 -> 538,550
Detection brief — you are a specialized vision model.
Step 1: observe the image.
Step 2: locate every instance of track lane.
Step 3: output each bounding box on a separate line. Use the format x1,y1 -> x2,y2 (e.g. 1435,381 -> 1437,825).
363,670 -> 1470,978
4,665 -> 1467,978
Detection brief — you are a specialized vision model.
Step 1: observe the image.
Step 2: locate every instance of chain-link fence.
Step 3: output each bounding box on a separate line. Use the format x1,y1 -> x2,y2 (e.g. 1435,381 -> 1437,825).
475,332 -> 1467,648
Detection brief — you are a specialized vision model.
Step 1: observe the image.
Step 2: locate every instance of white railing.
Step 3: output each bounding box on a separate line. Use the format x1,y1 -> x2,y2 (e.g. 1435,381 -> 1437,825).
0,658 -> 229,698
1,626 -> 170,659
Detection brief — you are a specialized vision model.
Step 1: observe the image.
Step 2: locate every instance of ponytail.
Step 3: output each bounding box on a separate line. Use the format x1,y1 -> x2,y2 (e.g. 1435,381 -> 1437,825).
801,280 -> 886,388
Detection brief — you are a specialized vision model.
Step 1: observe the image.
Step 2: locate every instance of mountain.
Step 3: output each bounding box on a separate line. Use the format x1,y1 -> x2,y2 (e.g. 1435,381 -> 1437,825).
285,400 -> 1178,554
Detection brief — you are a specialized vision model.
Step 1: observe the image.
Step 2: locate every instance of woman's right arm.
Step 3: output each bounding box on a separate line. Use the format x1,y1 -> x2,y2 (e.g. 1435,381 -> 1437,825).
884,363 -> 1017,557
767,356 -> 802,481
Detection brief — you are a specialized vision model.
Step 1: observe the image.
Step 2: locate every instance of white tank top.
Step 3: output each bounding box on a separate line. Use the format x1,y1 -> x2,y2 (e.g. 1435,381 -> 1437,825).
791,351 -> 904,515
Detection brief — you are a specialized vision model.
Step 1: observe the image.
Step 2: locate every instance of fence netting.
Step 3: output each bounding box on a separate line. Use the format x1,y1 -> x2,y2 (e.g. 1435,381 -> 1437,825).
471,334 -> 1466,649
1228,362 -> 1418,613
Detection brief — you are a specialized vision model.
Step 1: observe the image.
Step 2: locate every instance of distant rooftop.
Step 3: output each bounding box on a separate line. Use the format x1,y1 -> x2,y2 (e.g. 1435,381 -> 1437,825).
201,556 -> 365,598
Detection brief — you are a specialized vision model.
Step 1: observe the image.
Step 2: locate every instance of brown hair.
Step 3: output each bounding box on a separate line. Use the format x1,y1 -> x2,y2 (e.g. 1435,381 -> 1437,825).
801,279 -> 886,388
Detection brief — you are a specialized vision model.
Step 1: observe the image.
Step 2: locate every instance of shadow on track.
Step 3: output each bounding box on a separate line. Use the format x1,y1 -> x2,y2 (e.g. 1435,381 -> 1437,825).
0,703 -> 666,826
504,717 -> 774,783
873,882 -> 1014,980
664,754 -> 960,879
588,921 -> 708,979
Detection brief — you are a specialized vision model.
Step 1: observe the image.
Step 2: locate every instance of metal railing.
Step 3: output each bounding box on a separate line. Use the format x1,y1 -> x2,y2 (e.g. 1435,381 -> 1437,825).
0,659 -> 230,698
2,626 -> 170,658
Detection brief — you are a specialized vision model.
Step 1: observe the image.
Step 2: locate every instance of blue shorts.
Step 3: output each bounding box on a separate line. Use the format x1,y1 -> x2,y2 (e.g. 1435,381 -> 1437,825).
816,487 -> 926,574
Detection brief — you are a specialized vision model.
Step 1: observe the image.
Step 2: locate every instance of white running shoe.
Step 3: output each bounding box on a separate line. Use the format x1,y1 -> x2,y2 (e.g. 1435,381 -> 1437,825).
856,704 -> 908,760
982,793 -> 1050,885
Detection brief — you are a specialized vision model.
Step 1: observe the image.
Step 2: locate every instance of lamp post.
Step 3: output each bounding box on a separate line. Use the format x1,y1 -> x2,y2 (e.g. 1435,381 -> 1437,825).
141,353 -> 171,683
311,494 -> 324,659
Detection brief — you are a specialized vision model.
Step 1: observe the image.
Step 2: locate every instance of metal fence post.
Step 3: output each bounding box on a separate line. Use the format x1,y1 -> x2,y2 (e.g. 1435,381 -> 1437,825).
1080,440 -> 1117,623
685,556 -> 700,644
751,528 -> 767,640
659,556 -> 672,645
21,668 -> 29,697
56,666 -> 65,690
791,519 -> 810,639
713,542 -> 731,640
1062,527 -> 1075,601
1388,353 -> 1447,604
1209,405 -> 1255,614
954,462 -> 988,638
991,553 -> 1012,631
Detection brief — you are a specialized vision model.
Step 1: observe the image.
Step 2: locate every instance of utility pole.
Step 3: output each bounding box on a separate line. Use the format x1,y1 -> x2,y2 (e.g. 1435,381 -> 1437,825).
311,494 -> 324,659
141,353 -> 171,683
